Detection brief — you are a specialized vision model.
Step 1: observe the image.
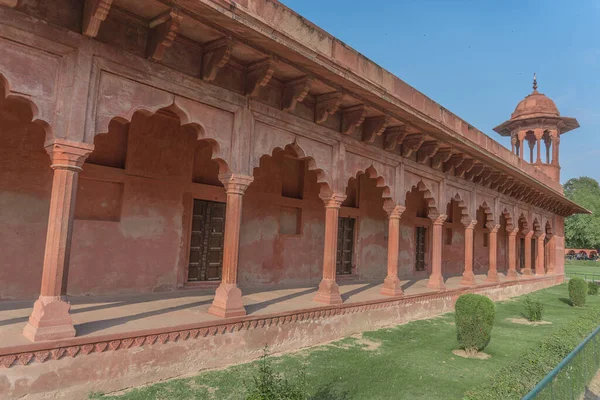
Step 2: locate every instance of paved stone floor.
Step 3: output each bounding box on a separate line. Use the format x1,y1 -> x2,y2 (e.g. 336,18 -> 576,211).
0,273 -> 515,349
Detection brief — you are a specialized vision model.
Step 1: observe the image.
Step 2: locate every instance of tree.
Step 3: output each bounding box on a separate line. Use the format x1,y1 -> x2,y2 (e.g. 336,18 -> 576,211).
564,177 -> 600,250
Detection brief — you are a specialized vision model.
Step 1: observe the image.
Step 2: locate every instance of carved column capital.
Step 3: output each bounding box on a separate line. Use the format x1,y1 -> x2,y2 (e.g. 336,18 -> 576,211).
431,214 -> 448,226
463,220 -> 477,230
524,230 -> 534,239
319,192 -> 346,209
45,139 -> 95,172
218,173 -> 254,195
509,227 -> 520,237
384,205 -> 406,219
487,223 -> 501,234
537,232 -> 546,241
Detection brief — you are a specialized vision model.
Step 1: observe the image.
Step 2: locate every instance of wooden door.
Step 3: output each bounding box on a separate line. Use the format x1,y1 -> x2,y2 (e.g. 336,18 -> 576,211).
336,217 -> 355,275
187,200 -> 226,282
415,226 -> 426,271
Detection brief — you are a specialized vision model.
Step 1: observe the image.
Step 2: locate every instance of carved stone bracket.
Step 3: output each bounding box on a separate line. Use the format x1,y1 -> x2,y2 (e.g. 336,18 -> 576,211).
82,0 -> 114,37
384,204 -> 406,219
464,162 -> 483,181
315,92 -> 343,124
362,115 -> 390,143
401,134 -> 425,157
218,173 -> 254,195
282,76 -> 313,112
383,126 -> 407,151
202,37 -> 234,82
246,58 -> 277,97
341,105 -> 367,135
432,148 -> 453,170
319,192 -> 347,209
146,9 -> 183,62
443,153 -> 463,173
416,141 -> 440,164
475,167 -> 492,184
487,223 -> 501,233
454,158 -> 474,178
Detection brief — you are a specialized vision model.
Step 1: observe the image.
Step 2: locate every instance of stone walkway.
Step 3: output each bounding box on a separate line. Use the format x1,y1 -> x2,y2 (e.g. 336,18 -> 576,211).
0,273 -> 516,349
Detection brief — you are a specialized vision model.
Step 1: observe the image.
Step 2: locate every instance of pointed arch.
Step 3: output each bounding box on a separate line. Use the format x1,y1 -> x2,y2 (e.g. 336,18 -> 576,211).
447,192 -> 472,224
349,164 -> 394,209
254,141 -> 333,196
518,212 -> 530,232
0,73 -> 54,141
96,104 -> 230,174
406,180 -> 439,217
500,208 -> 514,231
477,200 -> 495,228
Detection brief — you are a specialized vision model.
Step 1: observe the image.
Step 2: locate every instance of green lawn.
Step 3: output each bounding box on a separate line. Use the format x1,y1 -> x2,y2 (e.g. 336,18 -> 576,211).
566,259 -> 600,277
93,281 -> 600,400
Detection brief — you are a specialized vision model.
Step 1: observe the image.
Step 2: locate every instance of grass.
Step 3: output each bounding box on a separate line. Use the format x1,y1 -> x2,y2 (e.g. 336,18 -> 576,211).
92,277 -> 600,399
566,259 -> 600,277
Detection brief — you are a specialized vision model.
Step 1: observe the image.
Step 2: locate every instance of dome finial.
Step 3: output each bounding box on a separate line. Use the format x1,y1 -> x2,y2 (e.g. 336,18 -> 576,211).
533,72 -> 538,92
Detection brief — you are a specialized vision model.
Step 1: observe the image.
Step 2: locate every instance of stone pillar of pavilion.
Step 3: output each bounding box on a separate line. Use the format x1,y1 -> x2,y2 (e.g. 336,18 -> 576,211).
522,230 -> 534,276
208,173 -> 254,318
485,224 -> 501,283
313,192 -> 346,304
460,220 -> 477,286
535,233 -> 546,277
507,227 -> 520,279
546,235 -> 556,274
427,214 -> 447,290
381,204 -> 406,296
23,139 -> 94,342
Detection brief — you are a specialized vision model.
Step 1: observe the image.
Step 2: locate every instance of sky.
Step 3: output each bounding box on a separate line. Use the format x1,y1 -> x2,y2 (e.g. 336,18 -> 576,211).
279,0 -> 600,185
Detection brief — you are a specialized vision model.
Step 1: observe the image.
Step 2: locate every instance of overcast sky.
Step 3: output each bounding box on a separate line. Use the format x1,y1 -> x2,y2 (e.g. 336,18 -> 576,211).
280,0 -> 600,184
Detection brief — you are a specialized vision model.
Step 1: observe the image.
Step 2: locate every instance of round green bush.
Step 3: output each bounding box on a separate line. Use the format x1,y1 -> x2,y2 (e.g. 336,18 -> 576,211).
588,281 -> 599,295
455,294 -> 496,354
569,277 -> 587,307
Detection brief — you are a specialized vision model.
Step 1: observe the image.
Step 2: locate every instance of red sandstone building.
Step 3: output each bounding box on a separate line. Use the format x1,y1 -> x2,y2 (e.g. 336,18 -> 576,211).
0,0 -> 589,397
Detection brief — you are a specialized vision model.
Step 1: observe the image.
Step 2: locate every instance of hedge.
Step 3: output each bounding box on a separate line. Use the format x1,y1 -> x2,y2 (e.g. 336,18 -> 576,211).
463,306 -> 600,400
455,294 -> 495,353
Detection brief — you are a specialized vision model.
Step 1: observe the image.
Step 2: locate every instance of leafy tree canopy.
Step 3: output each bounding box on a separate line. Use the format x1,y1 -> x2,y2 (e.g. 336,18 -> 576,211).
564,177 -> 600,249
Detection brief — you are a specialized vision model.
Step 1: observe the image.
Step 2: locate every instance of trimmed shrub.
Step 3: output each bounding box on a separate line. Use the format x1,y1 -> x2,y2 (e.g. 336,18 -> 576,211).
464,306 -> 600,400
569,277 -> 587,306
588,281 -> 599,295
523,295 -> 544,322
245,347 -> 307,400
454,294 -> 496,354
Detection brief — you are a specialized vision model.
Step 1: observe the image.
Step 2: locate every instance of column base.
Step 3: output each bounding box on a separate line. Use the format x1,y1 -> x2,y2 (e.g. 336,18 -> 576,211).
460,272 -> 477,287
506,269 -> 519,279
535,269 -> 546,277
313,279 -> 342,304
380,276 -> 403,297
208,283 -> 246,318
485,271 -> 500,283
521,268 -> 533,276
427,274 -> 446,290
23,296 -> 76,342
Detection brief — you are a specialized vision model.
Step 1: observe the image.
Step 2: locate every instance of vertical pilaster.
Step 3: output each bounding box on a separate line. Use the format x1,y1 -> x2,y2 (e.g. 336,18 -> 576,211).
314,192 -> 346,304
547,235 -> 556,274
208,173 -> 254,318
522,230 -> 534,276
381,205 -> 406,296
23,139 -> 94,342
536,233 -> 546,276
460,220 -> 477,286
427,214 -> 447,290
507,228 -> 520,279
486,224 -> 501,282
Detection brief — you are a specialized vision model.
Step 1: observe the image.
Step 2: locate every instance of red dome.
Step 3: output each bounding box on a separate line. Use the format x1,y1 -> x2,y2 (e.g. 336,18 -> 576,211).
511,91 -> 560,120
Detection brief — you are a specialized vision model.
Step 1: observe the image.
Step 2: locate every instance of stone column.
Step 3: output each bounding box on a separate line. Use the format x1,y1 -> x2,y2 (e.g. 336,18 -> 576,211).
547,235 -> 556,274
507,227 -> 520,279
518,131 -> 526,160
381,205 -> 406,296
208,173 -> 254,318
427,214 -> 447,290
536,233 -> 546,277
314,192 -> 346,304
23,139 -> 94,342
551,133 -> 560,165
460,220 -> 477,286
486,224 -> 501,283
534,129 -> 543,164
522,230 -> 534,276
